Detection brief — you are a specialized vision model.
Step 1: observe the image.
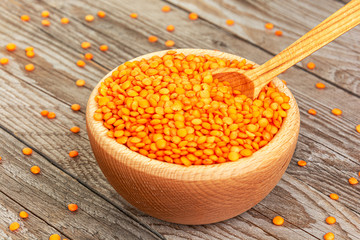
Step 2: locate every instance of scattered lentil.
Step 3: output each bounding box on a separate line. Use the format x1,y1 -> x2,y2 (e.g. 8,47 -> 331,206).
6,43 -> 16,51
226,19 -> 234,26
41,110 -> 49,116
349,177 -> 358,185
21,15 -> 30,21
265,22 -> 274,30
97,11 -> 106,18
130,13 -> 138,19
331,108 -> 342,116
41,11 -> 50,18
272,216 -> 284,226
166,25 -> 175,32
297,160 -> 307,167
189,12 -> 198,20
76,79 -> 86,86
70,126 -> 80,133
356,125 -> 360,133
85,53 -> 93,60
165,40 -> 175,47
49,234 -> 61,240
26,51 -> 35,58
69,150 -> 78,158
47,112 -> 56,119
25,63 -> 35,71
162,5 -> 171,12
61,17 -> 69,24
148,36 -> 158,43
85,15 -> 95,22
71,104 -> 81,111
77,60 -> 86,67
31,165 -> 41,174
42,19 -> 51,26
329,193 -> 339,200
275,30 -> 283,36
81,42 -> 91,49
325,216 -> 336,225
19,211 -> 29,219
67,203 -> 78,212
308,109 -> 317,115
323,232 -> 335,240
25,46 -> 34,52
316,82 -> 326,89
22,147 -> 33,155
94,51 -> 290,165
0,57 -> 9,65
307,62 -> 315,70
99,45 -> 108,51
9,222 -> 20,231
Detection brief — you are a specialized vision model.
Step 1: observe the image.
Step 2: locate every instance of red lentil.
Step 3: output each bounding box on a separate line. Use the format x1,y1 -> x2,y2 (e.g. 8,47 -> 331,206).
265,23 -> 274,30
22,147 -> 33,155
165,40 -> 175,47
308,109 -> 317,115
21,15 -> 30,21
329,193 -> 339,200
85,15 -> 94,22
25,64 -> 35,71
323,232 -> 335,240
272,216 -> 284,226
41,11 -> 50,18
0,57 -> 9,65
99,45 -> 108,51
275,30 -> 283,36
25,46 -> 34,52
70,126 -> 80,133
61,18 -> 69,24
189,12 -> 198,20
331,108 -> 342,116
19,211 -> 29,219
68,203 -> 78,212
297,160 -> 307,166
307,62 -> 315,70
42,19 -> 51,26
47,112 -> 56,119
93,51 -> 291,166
69,150 -> 78,158
166,25 -> 175,32
97,11 -> 106,18
6,43 -> 16,51
130,13 -> 138,19
49,234 -> 61,240
76,79 -> 86,86
226,19 -> 234,26
356,125 -> 360,133
325,216 -> 336,225
41,110 -> 49,116
77,60 -> 86,67
148,36 -> 158,43
349,177 -> 358,185
81,42 -> 91,49
85,53 -> 93,60
31,165 -> 41,174
71,104 -> 81,111
316,82 -> 326,89
26,51 -> 35,58
162,6 -> 171,12
9,222 -> 20,231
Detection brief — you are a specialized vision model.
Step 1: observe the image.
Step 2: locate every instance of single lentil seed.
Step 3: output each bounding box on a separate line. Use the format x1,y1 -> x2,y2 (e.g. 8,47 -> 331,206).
47,112 -> 56,119
275,30 -> 283,36
265,22 -> 274,29
26,51 -> 35,58
71,104 -> 81,111
41,11 -> 50,18
325,216 -> 336,225
308,109 -> 317,115
84,53 -> 93,60
297,160 -> 307,166
97,11 -> 106,18
331,108 -> 342,116
25,63 -> 35,71
316,82 -> 326,89
307,62 -> 315,69
130,13 -> 138,19
81,42 -> 91,49
226,19 -> 234,26
9,222 -> 20,231
41,110 -> 49,116
77,60 -> 86,67
30,165 -> 41,174
162,5 -> 171,12
42,19 -> 51,26
272,216 -> 284,226
22,147 -> 33,155
85,15 -> 95,22
349,177 -> 358,185
165,40 -> 175,47
166,25 -> 175,32
69,151 -> 79,158
76,79 -> 86,86
6,43 -> 16,51
189,12 -> 198,20
49,234 -> 61,240
148,36 -> 158,43
19,211 -> 29,219
323,232 -> 335,240
70,126 -> 80,133
356,124 -> 360,133
99,45 -> 108,51
0,58 -> 9,65
329,193 -> 339,200
61,17 -> 69,24
21,15 -> 30,21
68,203 -> 78,212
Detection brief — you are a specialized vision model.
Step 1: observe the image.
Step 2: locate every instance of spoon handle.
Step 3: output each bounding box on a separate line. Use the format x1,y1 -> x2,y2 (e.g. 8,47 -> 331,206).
247,0 -> 360,94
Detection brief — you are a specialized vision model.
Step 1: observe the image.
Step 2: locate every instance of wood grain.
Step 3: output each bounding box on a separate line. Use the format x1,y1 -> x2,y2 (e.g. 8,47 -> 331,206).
167,0 -> 360,96
0,0 -> 359,238
0,128 -> 162,240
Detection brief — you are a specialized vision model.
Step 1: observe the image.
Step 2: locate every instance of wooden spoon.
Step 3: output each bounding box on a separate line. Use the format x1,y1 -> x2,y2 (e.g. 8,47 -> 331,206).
212,0 -> 360,99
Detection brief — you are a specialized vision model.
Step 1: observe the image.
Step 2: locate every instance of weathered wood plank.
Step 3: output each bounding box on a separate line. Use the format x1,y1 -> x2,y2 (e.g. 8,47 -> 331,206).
0,191 -> 65,240
167,0 -> 360,96
0,128 -> 163,240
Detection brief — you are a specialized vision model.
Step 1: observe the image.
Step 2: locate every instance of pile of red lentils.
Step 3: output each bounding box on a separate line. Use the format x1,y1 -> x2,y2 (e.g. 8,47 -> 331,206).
93,51 -> 291,166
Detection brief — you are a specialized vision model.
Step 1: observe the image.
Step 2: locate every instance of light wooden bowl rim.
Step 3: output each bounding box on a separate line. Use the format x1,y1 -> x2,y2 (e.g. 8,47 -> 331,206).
86,49 -> 299,181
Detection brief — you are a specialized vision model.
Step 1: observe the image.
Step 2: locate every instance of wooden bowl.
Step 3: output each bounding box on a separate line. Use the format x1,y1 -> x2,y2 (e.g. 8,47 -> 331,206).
86,49 -> 300,225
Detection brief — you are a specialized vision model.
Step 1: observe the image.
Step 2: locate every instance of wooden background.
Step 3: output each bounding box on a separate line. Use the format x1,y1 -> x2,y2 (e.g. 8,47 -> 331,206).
0,0 -> 359,239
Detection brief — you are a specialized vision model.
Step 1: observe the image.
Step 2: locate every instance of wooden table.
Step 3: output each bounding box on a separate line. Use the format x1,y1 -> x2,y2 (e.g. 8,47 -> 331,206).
0,0 -> 359,239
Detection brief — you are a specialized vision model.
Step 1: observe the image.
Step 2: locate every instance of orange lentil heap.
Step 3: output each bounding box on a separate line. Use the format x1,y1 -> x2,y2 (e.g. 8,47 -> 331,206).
93,51 -> 291,166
